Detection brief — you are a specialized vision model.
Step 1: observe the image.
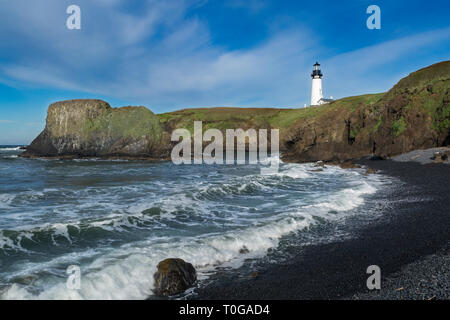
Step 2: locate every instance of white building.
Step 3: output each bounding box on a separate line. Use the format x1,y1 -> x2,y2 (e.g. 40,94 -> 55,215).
310,62 -> 334,106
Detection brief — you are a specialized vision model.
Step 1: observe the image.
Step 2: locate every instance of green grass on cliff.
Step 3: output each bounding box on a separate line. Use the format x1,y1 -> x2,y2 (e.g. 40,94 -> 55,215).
269,105 -> 328,128
392,117 -> 406,136
157,93 -> 383,134
399,75 -> 450,133
159,108 -> 281,133
156,62 -> 450,137
158,106 -> 332,134
373,115 -> 383,132
390,61 -> 450,94
382,61 -> 450,136
81,106 -> 163,143
330,93 -> 384,113
110,107 -> 163,140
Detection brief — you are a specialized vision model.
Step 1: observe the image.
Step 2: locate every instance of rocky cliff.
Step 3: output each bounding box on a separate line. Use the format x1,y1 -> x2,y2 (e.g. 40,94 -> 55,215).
23,100 -> 169,158
282,61 -> 450,162
23,61 -> 450,161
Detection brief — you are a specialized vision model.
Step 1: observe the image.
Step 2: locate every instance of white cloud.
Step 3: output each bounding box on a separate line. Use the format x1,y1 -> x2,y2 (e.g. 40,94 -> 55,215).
323,27 -> 450,98
0,0 -> 317,108
0,0 -> 449,111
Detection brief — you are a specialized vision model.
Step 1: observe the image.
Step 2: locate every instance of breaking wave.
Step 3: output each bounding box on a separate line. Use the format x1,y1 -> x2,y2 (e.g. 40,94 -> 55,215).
0,147 -> 22,151
0,157 -> 388,300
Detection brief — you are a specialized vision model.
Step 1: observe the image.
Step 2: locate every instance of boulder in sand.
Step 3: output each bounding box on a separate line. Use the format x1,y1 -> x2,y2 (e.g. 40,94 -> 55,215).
433,151 -> 449,163
153,258 -> 197,296
339,161 -> 362,169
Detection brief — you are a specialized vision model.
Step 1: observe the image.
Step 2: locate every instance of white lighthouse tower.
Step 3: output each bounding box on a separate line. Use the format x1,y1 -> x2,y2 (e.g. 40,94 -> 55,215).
310,62 -> 323,106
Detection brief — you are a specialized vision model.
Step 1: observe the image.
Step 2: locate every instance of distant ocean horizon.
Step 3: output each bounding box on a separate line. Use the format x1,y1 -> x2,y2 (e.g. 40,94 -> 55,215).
0,145 -> 26,148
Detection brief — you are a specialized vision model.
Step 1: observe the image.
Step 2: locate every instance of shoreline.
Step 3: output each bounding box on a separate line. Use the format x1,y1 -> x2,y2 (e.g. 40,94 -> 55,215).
3,146 -> 450,299
18,152 -> 171,161
189,158 -> 450,300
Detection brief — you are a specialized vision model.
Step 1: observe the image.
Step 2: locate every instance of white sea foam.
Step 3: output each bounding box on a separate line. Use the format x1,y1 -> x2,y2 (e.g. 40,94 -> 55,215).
1,167 -> 382,300
2,215 -> 313,299
0,231 -> 20,251
258,154 -> 282,166
0,230 -> 34,253
51,224 -> 73,245
0,194 -> 15,208
0,164 -> 382,241
0,147 -> 21,151
273,163 -> 311,179
307,181 -> 377,212
0,190 -> 198,250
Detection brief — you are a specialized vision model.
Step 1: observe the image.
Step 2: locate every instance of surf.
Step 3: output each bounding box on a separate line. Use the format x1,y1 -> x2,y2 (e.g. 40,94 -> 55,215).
0,155 -> 390,300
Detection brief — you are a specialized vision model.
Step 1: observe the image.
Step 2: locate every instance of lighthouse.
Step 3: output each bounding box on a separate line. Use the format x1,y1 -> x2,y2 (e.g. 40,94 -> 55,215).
310,62 -> 323,106
309,62 -> 334,106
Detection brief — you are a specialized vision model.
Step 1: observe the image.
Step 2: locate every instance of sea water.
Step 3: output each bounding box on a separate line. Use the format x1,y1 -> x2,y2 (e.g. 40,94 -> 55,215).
0,146 -> 390,299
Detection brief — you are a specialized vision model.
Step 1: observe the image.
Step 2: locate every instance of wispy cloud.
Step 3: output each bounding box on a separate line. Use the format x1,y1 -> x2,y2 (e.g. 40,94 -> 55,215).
0,0 -> 317,108
0,0 -> 449,111
324,27 -> 450,97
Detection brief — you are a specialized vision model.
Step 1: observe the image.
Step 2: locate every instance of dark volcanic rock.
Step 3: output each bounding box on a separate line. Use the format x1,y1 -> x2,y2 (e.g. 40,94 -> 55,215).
433,151 -> 449,163
153,258 -> 197,297
339,161 -> 362,169
314,161 -> 325,168
239,246 -> 250,254
365,167 -> 377,175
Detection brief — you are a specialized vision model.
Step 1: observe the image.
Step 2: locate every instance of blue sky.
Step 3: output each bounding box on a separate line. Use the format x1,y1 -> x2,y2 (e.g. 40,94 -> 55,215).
0,0 -> 449,144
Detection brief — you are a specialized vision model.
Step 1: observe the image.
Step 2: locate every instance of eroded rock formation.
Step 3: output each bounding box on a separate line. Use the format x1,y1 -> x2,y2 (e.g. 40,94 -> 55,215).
23,61 -> 450,162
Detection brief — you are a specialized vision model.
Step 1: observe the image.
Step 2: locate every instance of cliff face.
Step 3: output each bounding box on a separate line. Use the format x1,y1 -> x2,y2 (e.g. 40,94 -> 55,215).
24,61 -> 450,161
282,61 -> 450,162
24,100 -> 169,158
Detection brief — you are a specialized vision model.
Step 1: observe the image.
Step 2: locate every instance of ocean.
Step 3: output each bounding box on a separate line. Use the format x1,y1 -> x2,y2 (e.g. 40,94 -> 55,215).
0,145 -> 391,299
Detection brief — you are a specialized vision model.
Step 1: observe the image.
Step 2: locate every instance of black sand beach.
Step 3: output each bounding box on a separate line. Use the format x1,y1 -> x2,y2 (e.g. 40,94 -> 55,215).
191,157 -> 450,300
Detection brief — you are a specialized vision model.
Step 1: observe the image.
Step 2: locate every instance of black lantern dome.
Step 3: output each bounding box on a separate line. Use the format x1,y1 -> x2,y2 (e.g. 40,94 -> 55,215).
311,61 -> 323,78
